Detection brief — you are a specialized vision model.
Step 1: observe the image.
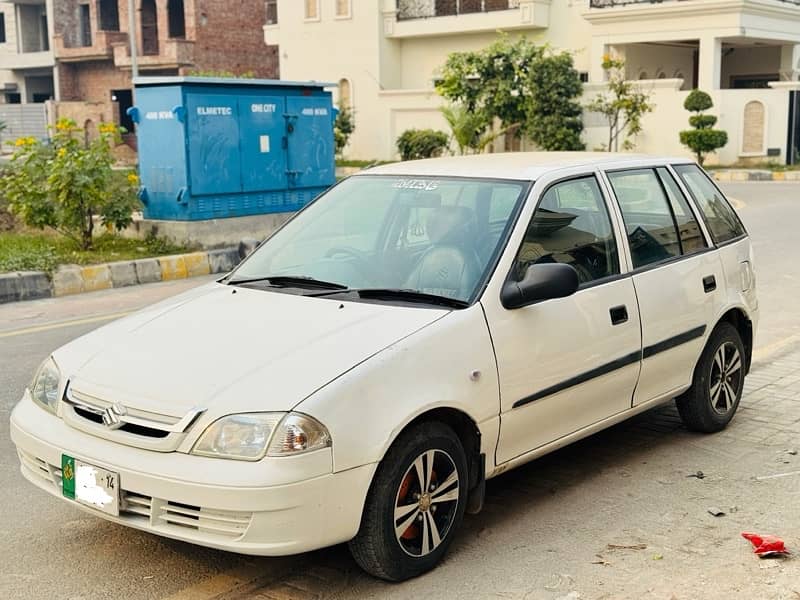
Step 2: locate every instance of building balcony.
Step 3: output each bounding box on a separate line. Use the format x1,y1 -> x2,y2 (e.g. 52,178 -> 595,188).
54,31 -> 130,63
384,0 -> 549,38
5,50 -> 55,71
589,0 -> 799,6
585,0 -> 800,20
112,38 -> 196,71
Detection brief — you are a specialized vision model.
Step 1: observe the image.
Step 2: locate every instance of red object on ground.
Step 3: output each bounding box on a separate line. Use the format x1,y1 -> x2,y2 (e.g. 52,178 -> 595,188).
741,533 -> 790,557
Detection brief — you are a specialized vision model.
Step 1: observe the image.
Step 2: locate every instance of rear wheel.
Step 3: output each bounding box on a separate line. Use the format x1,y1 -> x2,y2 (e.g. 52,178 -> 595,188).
676,322 -> 746,433
348,422 -> 468,581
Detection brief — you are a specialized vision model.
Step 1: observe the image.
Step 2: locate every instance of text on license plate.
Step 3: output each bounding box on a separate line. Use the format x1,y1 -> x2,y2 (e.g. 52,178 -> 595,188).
61,454 -> 120,516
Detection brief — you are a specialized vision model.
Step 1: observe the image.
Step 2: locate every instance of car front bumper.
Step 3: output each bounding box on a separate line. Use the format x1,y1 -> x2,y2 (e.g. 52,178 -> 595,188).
10,393 -> 375,556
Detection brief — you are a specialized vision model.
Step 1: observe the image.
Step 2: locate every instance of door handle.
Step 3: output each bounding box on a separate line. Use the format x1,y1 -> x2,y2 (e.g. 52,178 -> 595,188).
609,305 -> 628,325
703,275 -> 717,293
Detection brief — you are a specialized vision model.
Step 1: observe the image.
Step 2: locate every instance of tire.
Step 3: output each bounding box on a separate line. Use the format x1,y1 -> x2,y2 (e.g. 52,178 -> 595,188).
348,421 -> 469,581
676,322 -> 746,433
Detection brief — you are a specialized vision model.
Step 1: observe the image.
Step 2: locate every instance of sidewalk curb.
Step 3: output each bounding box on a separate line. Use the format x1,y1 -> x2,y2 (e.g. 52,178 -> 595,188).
1,247 -> 242,305
712,170 -> 800,182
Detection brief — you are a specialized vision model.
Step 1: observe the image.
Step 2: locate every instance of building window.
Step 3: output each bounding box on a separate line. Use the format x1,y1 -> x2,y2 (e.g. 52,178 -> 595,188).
79,4 -> 92,47
141,0 -> 159,55
265,0 -> 277,24
335,0 -> 351,18
98,0 -> 119,31
304,0 -> 319,20
0,13 -> 6,44
167,0 -> 185,38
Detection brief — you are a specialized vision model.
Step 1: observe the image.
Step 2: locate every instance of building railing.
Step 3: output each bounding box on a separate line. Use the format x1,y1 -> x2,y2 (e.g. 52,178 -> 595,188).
590,0 -> 800,6
397,0 -> 520,20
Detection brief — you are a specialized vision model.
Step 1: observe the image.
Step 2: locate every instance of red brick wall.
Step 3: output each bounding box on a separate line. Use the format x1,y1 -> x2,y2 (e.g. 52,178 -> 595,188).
56,0 -> 279,105
186,0 -> 279,78
59,61 -> 133,103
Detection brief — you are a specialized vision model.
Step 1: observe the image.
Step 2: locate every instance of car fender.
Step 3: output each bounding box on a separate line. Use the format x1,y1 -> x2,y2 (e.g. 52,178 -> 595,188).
296,304 -> 501,474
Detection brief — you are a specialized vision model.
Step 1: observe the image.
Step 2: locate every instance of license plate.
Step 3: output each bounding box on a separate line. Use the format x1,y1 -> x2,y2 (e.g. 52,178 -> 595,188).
61,454 -> 120,516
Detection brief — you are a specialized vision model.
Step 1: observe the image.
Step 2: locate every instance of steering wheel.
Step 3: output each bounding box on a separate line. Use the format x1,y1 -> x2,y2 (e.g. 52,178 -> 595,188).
324,246 -> 379,282
325,246 -> 370,262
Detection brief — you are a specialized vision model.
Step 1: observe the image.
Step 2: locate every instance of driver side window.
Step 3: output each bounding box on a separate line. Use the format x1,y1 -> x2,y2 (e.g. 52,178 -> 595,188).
514,176 -> 620,284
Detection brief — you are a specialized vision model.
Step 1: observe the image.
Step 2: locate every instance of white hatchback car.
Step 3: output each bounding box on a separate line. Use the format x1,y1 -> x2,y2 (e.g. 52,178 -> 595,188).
12,153 -> 757,581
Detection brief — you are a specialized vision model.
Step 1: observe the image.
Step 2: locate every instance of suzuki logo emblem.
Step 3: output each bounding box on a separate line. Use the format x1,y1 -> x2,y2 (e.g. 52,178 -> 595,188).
102,402 -> 127,430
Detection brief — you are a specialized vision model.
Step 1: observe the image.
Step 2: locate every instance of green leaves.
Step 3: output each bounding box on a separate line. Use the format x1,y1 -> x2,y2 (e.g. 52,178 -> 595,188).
683,89 -> 714,113
586,57 -> 654,152
396,129 -> 449,161
334,107 -> 355,157
435,36 -> 584,152
0,118 -> 141,250
679,90 -> 727,165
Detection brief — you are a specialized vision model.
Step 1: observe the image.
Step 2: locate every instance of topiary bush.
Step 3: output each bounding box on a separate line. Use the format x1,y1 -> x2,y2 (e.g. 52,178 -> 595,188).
679,90 -> 728,166
396,129 -> 450,161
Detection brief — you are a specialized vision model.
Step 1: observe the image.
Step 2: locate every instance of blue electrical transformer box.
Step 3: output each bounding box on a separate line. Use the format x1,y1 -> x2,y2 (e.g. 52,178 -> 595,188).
130,76 -> 336,221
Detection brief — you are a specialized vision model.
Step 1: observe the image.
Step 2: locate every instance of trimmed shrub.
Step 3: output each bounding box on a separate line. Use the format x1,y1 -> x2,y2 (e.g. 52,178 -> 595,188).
396,129 -> 450,161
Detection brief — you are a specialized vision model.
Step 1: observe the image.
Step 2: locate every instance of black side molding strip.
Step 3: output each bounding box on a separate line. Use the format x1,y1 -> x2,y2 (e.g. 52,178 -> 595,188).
512,350 -> 641,409
642,325 -> 706,359
511,324 -> 708,410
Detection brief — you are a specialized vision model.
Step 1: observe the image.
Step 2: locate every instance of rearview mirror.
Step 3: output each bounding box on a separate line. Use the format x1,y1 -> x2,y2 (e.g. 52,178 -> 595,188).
501,263 -> 579,309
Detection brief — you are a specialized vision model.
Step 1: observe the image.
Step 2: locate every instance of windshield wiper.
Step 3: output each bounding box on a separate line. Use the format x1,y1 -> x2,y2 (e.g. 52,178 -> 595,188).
315,288 -> 469,309
226,275 -> 349,290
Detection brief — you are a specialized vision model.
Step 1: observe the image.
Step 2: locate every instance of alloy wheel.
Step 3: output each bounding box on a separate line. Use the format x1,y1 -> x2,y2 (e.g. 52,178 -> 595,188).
393,449 -> 460,557
709,341 -> 742,415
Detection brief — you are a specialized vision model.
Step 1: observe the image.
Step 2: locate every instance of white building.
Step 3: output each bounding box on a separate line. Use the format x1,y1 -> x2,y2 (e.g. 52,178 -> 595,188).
0,0 -> 56,104
264,0 -> 800,165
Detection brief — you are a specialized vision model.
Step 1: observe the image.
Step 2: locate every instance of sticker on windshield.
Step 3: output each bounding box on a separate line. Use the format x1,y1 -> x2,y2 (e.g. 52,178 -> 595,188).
393,179 -> 439,191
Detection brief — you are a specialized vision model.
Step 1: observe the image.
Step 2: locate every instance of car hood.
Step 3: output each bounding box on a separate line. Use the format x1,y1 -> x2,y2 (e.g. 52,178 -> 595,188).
61,283 -> 447,417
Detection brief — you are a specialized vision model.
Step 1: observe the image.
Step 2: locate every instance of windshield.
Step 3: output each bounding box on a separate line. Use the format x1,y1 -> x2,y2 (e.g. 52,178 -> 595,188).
231,175 -> 528,304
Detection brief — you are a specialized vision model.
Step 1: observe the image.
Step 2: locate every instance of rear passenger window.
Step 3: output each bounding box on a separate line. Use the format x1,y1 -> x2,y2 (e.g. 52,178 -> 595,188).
656,167 -> 708,254
513,176 -> 619,285
608,169 -> 682,268
673,164 -> 745,244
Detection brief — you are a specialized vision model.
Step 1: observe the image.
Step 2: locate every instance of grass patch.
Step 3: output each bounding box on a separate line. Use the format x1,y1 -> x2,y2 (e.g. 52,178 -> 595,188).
336,159 -> 395,168
0,231 -> 191,274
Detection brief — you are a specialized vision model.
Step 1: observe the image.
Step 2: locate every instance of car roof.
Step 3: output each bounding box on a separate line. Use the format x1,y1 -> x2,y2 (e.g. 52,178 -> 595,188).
364,152 -> 694,181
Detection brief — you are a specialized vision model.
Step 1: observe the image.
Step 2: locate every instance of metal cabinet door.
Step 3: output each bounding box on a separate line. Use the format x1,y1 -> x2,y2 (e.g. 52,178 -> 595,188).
186,93 -> 242,196
238,96 -> 287,192
285,96 -> 334,189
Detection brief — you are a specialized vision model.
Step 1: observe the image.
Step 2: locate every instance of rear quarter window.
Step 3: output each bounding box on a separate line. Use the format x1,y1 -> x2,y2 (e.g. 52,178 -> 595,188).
673,164 -> 745,244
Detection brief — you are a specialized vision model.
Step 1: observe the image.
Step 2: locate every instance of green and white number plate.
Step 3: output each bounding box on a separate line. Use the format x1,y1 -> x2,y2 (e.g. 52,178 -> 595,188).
61,455 -> 120,516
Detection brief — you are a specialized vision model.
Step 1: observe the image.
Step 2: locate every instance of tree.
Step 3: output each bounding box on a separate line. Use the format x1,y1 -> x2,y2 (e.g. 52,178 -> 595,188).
0,119 -> 7,149
436,36 -> 584,151
586,56 -> 654,151
334,106 -> 355,157
441,103 -> 504,155
0,119 -> 140,250
526,51 -> 585,151
679,90 -> 728,166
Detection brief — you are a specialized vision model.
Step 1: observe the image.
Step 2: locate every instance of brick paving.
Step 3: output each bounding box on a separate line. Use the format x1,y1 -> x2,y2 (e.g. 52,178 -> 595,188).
220,344 -> 800,600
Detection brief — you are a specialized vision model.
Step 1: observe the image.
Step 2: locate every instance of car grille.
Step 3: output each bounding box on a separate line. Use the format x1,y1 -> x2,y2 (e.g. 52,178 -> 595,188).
17,449 -> 252,541
61,386 -> 206,452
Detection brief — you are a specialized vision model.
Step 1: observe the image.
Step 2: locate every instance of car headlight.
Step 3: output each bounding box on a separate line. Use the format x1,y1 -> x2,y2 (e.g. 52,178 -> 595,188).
267,413 -> 331,456
30,357 -> 61,414
191,412 -> 331,461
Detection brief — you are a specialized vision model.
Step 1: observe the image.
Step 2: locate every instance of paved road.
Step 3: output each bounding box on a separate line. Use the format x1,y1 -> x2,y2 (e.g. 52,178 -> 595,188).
1,182 -> 798,599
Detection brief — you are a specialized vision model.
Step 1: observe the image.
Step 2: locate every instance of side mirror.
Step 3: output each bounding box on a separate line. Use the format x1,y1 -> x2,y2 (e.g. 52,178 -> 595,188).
501,263 -> 579,309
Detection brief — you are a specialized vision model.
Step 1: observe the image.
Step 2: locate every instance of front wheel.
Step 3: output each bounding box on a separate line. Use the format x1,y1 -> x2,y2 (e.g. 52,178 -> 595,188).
348,422 -> 468,581
676,322 -> 746,433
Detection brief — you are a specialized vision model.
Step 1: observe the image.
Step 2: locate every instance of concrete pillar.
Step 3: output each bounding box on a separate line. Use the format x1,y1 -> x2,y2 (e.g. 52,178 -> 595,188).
780,44 -> 800,81
589,38 -> 609,83
698,36 -> 721,90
